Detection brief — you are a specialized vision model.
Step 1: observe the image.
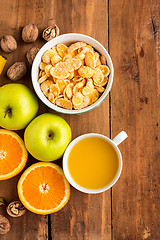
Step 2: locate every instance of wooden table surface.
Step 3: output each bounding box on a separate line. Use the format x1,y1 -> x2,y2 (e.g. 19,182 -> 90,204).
0,0 -> 160,239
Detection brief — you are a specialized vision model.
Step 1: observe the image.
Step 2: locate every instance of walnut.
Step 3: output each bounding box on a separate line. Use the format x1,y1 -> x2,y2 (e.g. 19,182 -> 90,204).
26,47 -> 39,64
0,215 -> 11,234
7,62 -> 27,81
0,35 -> 17,52
42,25 -> 60,41
6,201 -> 26,217
22,24 -> 38,43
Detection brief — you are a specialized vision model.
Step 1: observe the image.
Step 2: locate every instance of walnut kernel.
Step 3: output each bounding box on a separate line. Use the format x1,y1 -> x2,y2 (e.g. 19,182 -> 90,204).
6,201 -> 26,217
42,25 -> 60,41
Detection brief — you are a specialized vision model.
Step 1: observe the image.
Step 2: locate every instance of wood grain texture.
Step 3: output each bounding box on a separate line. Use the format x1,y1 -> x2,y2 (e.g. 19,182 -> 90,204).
0,0 -> 160,239
0,0 -> 111,239
0,0 -> 48,239
109,0 -> 160,239
50,1 -> 111,239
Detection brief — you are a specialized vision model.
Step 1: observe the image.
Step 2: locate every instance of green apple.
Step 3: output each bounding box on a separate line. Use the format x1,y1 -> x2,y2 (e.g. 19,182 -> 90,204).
24,113 -> 72,161
0,84 -> 38,130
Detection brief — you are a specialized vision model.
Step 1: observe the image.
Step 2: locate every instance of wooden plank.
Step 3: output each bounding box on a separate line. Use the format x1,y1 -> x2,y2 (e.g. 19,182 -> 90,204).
109,0 -> 160,239
0,0 -> 49,239
50,0 -> 111,239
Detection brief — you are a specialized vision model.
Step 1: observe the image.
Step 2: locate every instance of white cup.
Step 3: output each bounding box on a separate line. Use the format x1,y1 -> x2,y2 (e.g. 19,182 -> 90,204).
63,131 -> 128,194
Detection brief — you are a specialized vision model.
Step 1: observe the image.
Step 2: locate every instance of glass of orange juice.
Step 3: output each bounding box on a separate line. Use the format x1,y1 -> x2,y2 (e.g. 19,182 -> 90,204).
63,131 -> 128,194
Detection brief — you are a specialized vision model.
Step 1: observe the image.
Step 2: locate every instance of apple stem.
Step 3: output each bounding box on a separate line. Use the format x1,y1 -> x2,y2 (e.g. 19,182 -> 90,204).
47,131 -> 54,140
4,108 -> 11,118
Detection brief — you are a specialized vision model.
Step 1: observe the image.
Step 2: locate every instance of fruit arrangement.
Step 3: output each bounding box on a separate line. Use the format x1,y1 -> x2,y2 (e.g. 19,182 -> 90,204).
0,23 -> 73,235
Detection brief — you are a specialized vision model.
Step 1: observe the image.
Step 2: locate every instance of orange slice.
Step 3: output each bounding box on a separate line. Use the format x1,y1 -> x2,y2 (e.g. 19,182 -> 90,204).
0,129 -> 28,180
17,162 -> 70,215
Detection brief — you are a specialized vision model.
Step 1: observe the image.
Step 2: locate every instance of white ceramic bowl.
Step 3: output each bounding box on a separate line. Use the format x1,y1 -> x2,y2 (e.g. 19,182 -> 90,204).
32,33 -> 114,114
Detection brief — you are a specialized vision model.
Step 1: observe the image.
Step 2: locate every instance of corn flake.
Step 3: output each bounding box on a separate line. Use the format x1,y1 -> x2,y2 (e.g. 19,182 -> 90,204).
63,54 -> 73,62
39,70 -> 43,78
72,58 -> 82,70
63,83 -> 74,99
82,86 -> 92,96
54,95 -> 64,102
42,71 -> 46,77
38,74 -> 48,84
51,54 -> 62,66
40,80 -> 53,95
68,42 -> 86,53
64,79 -> 70,85
91,89 -> 99,104
85,52 -> 95,69
88,89 -> 99,105
80,45 -> 93,53
47,93 -> 54,103
74,95 -> 90,109
95,86 -> 105,93
68,71 -> 74,80
82,79 -> 94,95
100,55 -> 106,65
72,77 -> 83,83
78,66 -> 93,78
97,76 -> 108,86
75,52 -> 85,61
45,48 -> 57,58
40,62 -> 47,70
51,62 -> 69,79
86,78 -> 94,89
73,79 -> 86,94
93,68 -> 104,85
56,44 -> 68,58
56,79 -> 67,94
50,84 -> 60,97
44,64 -> 52,77
98,65 -> 110,77
72,92 -> 84,106
65,58 -> 82,72
42,53 -> 51,64
94,52 -> 101,67
55,98 -> 72,110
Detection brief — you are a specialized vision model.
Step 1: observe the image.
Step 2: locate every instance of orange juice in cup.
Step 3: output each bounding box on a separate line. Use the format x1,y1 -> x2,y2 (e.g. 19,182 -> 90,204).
63,131 -> 128,194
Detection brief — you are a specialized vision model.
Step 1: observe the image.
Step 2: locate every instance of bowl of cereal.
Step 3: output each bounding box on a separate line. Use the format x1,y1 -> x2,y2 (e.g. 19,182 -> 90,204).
31,33 -> 114,114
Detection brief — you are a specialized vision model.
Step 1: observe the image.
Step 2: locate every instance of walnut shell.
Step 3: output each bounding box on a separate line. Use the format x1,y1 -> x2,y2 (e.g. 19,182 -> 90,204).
0,35 -> 17,53
7,62 -> 27,81
26,47 -> 39,64
0,215 -> 11,234
42,25 -> 60,41
22,24 -> 38,43
6,201 -> 26,218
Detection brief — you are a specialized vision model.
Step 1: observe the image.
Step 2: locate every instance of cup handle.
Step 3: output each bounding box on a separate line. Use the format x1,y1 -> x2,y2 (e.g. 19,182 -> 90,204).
112,131 -> 128,146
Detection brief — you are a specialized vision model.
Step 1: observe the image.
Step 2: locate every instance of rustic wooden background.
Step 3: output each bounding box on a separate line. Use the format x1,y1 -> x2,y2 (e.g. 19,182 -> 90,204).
0,0 -> 159,239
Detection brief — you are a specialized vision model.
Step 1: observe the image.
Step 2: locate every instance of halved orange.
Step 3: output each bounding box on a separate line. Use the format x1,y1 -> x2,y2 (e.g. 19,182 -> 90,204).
0,129 -> 28,180
17,162 -> 70,215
